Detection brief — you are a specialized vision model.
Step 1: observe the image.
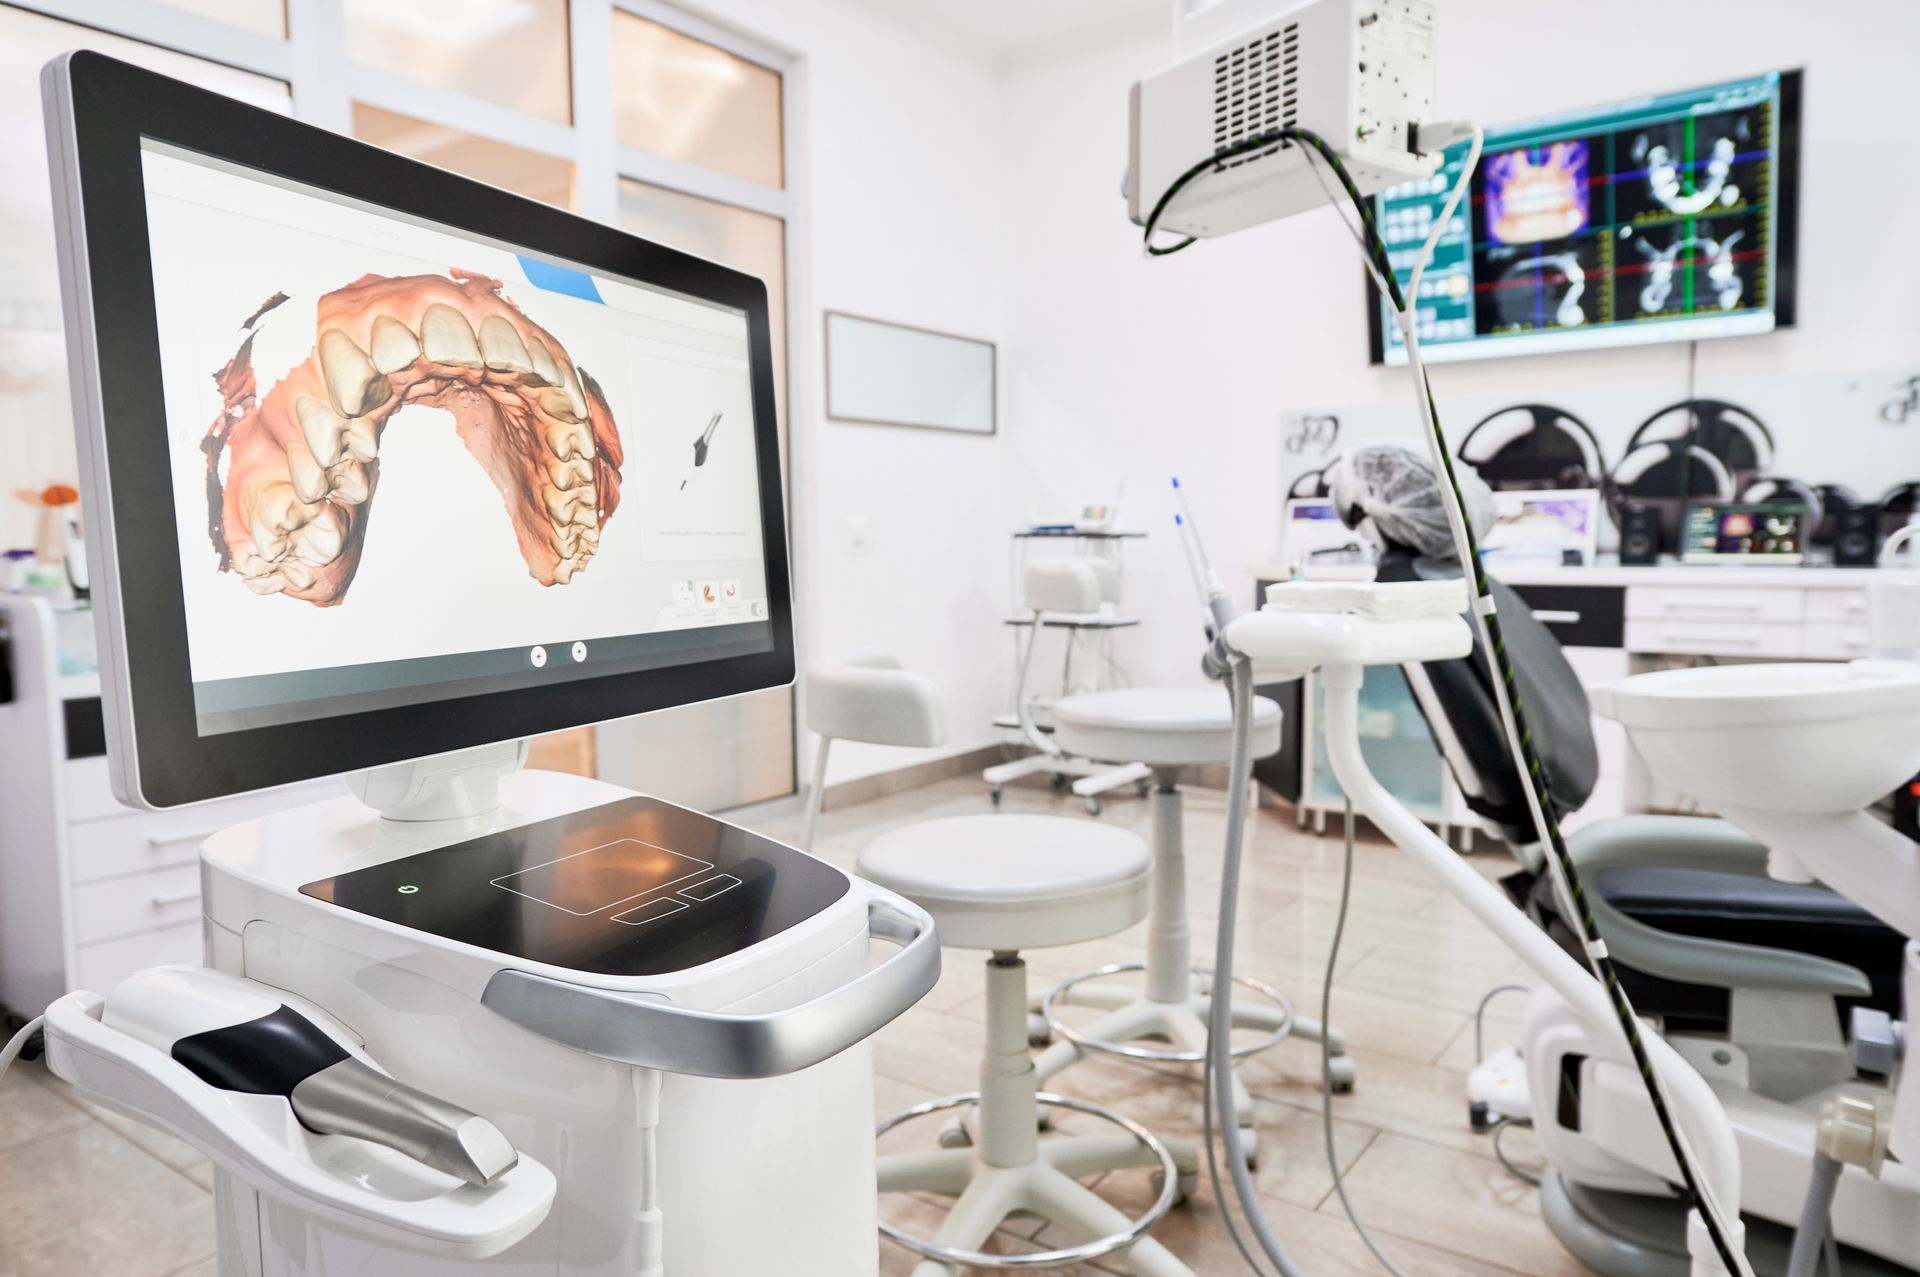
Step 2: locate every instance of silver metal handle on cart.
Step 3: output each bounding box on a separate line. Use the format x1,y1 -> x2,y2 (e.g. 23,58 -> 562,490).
479,886 -> 939,1079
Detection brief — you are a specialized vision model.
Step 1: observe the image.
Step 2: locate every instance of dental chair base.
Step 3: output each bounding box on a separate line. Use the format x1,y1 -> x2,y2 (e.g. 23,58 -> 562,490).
1525,988 -> 1920,1277
44,768 -> 937,1276
1513,660 -> 1920,1277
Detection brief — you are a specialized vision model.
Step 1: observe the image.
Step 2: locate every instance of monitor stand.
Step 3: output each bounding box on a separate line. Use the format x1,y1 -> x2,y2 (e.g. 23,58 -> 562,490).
345,739 -> 531,824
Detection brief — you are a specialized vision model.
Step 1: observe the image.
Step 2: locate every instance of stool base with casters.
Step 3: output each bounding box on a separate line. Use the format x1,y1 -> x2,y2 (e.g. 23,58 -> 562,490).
875,953 -> 1196,1277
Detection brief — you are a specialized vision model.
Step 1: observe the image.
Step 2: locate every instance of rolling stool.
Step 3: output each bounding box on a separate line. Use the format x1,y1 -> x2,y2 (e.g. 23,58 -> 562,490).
861,815 -> 1197,1277
1031,686 -> 1352,1162
799,656 -> 1195,1276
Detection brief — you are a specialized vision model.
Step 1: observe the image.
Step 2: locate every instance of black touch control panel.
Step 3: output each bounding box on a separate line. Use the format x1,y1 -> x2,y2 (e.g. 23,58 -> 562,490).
301,797 -> 850,977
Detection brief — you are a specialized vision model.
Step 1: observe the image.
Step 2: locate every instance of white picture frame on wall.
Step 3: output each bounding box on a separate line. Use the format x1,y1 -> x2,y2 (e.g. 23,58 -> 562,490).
824,310 -> 996,435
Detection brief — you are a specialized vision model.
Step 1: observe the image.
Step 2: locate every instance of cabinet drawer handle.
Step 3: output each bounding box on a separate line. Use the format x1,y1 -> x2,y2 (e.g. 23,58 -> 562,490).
147,828 -> 222,851
1664,633 -> 1762,647
1659,600 -> 1762,615
1533,610 -> 1583,625
149,887 -> 201,908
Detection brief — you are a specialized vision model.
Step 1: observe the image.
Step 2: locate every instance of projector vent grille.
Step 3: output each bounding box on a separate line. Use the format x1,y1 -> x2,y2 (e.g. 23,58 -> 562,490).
1213,22 -> 1299,170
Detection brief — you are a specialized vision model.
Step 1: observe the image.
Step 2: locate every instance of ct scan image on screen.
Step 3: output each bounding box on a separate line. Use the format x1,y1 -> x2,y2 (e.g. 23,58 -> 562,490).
1373,71 -> 1795,364
138,141 -> 775,735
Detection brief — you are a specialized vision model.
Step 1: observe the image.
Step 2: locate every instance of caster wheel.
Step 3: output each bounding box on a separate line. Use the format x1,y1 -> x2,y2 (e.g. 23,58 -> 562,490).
988,787 -> 1004,808
1035,1104 -> 1054,1132
1152,1169 -> 1200,1208
1049,773 -> 1069,792
1135,778 -> 1151,799
938,1117 -> 973,1150
1026,1012 -> 1054,1047
1085,796 -> 1102,817
1238,1128 -> 1260,1170
1327,1056 -> 1358,1094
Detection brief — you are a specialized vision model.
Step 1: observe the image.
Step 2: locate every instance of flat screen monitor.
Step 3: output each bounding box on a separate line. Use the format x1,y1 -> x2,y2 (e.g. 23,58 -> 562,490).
44,52 -> 794,808
1368,70 -> 1801,365
1680,502 -> 1806,565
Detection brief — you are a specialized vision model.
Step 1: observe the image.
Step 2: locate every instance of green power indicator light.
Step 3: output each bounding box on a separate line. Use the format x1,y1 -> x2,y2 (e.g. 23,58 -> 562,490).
397,884 -> 420,895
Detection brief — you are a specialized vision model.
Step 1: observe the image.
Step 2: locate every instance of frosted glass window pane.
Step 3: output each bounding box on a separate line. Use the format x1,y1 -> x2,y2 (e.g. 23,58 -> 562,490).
0,7 -> 287,552
612,13 -> 783,189
156,0 -> 286,37
345,0 -> 572,124
617,180 -> 787,458
352,103 -> 577,209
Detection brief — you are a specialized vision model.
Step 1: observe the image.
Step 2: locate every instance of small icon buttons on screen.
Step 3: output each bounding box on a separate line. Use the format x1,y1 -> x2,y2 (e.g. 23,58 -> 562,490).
397,884 -> 420,895
751,599 -> 768,618
697,580 -> 720,610
530,645 -> 548,668
571,641 -> 587,663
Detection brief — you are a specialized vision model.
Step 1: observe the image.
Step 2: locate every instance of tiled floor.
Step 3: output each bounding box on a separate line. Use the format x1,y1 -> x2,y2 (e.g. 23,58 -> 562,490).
0,773 -> 1582,1277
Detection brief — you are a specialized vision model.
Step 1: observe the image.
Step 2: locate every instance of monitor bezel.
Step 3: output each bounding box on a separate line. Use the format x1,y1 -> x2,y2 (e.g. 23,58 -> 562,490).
44,51 -> 796,809
1365,68 -> 1804,366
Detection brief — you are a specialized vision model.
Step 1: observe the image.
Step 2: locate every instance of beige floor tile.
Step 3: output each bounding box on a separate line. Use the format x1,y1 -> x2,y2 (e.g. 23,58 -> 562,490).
1434,1000 -> 1530,1073
0,1063 -> 87,1152
1326,1131 -> 1588,1276
1341,944 -> 1536,1016
1254,1047 -> 1490,1157
0,1117 -> 213,1277
164,1261 -> 219,1277
1068,1171 -> 1544,1276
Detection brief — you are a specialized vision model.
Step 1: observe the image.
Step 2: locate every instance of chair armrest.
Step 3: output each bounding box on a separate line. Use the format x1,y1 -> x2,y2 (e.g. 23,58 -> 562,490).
1569,816 -> 1872,998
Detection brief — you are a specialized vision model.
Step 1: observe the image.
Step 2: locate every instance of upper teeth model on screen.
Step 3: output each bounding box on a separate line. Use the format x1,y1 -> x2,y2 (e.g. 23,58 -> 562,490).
203,268 -> 626,606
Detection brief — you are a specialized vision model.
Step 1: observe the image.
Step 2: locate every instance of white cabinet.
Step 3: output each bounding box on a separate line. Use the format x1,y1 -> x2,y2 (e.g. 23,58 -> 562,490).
0,596 -> 333,1018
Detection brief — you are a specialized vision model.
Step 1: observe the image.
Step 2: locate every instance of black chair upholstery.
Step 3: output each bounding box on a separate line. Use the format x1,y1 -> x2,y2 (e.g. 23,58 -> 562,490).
1527,867 -> 1907,1034
1371,546 -> 1907,1030
1375,549 -> 1597,844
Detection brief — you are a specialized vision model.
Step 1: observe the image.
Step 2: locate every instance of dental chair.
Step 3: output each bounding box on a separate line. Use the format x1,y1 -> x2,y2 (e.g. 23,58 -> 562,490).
1332,444 -> 1920,1276
1376,545 -> 1916,1275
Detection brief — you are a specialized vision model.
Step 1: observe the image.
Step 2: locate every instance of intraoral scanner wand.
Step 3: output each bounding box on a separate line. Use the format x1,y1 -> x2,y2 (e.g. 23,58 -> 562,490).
680,412 -> 723,490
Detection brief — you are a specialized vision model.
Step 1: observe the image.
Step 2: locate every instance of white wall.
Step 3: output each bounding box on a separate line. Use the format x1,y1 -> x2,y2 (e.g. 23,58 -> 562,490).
692,0 -> 1021,785
993,0 -> 1920,691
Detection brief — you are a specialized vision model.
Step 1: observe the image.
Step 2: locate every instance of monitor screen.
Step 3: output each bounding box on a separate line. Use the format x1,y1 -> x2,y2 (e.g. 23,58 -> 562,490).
47,51 -> 793,806
140,143 -> 774,736
1368,71 -> 1800,365
1680,502 -> 1806,564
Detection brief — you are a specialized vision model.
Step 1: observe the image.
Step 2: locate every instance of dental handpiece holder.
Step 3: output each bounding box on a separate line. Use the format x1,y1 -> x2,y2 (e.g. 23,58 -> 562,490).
42,966 -> 557,1258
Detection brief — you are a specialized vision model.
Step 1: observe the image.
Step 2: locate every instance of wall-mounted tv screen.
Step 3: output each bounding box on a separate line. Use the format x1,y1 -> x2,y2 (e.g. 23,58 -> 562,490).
1368,70 -> 1801,366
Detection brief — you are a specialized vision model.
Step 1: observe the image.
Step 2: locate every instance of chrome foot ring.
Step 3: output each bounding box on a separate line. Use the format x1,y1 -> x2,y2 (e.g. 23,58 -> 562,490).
875,1091 -> 1179,1269
1041,962 -> 1295,1063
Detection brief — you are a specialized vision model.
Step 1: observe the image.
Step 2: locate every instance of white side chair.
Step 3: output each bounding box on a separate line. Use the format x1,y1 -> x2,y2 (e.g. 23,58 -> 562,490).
982,559 -> 1153,813
803,657 -> 1198,1277
1029,685 -> 1353,1163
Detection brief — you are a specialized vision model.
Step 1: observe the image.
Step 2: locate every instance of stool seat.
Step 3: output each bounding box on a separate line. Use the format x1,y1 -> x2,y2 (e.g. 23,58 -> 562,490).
858,815 -> 1149,951
1053,687 -> 1282,767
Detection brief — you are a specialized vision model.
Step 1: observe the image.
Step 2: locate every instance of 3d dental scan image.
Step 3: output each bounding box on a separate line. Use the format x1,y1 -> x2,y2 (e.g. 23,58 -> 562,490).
204,269 -> 625,605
